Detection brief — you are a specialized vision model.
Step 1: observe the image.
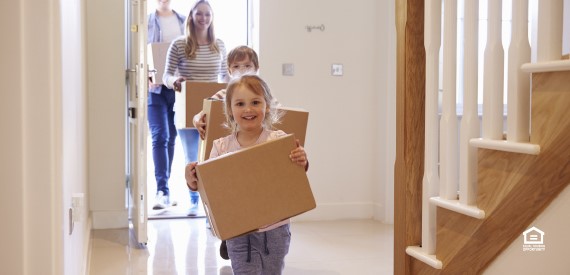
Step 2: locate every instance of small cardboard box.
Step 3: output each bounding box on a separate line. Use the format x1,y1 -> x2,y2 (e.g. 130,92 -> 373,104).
195,134 -> 316,240
198,99 -> 230,162
174,81 -> 227,128
197,100 -> 309,162
148,42 -> 170,85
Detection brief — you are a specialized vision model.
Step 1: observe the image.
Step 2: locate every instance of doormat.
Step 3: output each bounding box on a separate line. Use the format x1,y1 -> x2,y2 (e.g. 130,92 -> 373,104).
148,205 -> 207,220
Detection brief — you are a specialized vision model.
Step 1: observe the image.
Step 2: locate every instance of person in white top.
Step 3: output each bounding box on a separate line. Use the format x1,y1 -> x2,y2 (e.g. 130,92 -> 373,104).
147,0 -> 186,210
185,75 -> 309,274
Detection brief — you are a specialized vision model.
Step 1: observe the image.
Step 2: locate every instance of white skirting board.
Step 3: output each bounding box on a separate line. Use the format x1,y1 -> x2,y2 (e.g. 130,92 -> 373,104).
91,210 -> 129,229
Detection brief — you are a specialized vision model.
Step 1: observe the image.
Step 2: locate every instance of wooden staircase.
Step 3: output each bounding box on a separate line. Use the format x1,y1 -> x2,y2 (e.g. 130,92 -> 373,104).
394,1 -> 570,274
413,70 -> 570,274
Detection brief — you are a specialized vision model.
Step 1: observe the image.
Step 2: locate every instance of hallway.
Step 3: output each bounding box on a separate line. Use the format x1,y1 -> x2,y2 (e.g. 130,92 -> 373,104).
89,219 -> 394,274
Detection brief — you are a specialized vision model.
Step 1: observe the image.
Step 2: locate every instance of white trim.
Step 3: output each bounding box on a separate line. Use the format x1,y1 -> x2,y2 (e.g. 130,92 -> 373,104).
521,60 -> 570,73
91,210 -> 129,229
470,138 -> 540,155
405,246 -> 443,269
430,197 -> 486,219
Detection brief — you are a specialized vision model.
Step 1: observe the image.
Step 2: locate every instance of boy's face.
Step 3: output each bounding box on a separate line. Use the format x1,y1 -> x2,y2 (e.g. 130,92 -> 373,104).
229,58 -> 257,77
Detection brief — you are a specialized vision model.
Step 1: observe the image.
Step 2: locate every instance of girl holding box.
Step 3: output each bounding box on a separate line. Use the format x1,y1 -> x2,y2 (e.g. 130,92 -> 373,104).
185,75 -> 308,274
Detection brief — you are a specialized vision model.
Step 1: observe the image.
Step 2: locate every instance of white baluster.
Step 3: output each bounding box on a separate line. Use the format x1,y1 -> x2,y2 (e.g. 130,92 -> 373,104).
482,0 -> 504,140
537,0 -> 563,61
507,0 -> 531,142
440,0 -> 459,200
423,0 -> 442,255
459,0 -> 479,206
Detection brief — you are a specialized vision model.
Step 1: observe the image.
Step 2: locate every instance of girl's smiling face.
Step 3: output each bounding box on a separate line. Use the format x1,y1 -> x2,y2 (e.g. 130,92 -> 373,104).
230,85 -> 268,132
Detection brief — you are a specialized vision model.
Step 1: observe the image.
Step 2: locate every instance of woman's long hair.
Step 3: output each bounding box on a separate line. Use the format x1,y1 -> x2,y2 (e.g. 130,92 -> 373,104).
185,0 -> 220,59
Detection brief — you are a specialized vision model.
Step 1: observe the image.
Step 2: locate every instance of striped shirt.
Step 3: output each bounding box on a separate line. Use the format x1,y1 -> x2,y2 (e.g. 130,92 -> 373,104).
163,38 -> 228,89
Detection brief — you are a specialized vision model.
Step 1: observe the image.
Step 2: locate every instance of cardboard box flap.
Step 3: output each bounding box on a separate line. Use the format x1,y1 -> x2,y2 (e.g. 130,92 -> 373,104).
174,81 -> 227,128
196,134 -> 316,240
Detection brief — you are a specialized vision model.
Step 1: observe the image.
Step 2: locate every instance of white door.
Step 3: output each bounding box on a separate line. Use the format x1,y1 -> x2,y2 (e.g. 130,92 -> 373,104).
126,0 -> 148,245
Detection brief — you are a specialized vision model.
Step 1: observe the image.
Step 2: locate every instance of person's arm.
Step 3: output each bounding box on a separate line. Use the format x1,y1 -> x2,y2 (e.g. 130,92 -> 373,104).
185,139 -> 223,191
163,40 -> 185,90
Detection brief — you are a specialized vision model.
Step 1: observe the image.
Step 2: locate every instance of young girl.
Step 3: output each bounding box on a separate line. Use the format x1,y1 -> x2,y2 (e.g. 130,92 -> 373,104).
185,75 -> 308,274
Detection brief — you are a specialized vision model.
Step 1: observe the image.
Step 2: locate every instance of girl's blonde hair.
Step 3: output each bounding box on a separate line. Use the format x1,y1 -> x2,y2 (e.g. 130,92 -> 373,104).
224,75 -> 282,133
184,0 -> 220,59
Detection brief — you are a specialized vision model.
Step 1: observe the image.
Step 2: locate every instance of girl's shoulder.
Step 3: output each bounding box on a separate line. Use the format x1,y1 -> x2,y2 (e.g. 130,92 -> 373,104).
212,133 -> 237,155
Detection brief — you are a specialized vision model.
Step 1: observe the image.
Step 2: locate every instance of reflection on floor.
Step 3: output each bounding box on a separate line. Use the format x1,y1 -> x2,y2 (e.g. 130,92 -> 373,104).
89,219 -> 394,275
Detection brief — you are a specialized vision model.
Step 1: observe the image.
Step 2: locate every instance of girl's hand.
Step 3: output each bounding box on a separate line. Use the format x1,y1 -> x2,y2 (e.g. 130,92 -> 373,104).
289,139 -> 309,171
185,162 -> 199,191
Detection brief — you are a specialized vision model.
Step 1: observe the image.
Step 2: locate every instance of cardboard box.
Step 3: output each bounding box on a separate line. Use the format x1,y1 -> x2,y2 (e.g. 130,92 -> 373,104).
274,106 -> 309,147
174,81 -> 227,128
195,134 -> 316,240
148,42 -> 170,85
198,99 -> 230,162
197,100 -> 309,162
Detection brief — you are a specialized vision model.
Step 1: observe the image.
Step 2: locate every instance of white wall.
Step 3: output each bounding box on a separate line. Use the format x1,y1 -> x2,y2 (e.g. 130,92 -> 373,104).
0,0 -> 70,274
257,0 -> 396,223
1,1 -> 26,274
86,0 -> 128,229
61,0 -> 90,274
1,0 -> 91,274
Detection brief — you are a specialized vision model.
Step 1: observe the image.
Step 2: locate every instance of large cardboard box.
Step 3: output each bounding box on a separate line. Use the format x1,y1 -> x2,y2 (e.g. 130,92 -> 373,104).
195,134 -> 316,240
174,81 -> 227,128
196,135 -> 316,240
198,99 -> 309,162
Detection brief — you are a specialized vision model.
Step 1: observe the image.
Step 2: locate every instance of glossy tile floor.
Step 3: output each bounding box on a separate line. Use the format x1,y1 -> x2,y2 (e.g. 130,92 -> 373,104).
89,218 -> 394,275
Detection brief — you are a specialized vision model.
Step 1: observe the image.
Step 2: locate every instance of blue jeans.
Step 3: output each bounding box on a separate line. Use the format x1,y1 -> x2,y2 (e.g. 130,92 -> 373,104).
178,128 -> 201,204
148,85 -> 177,196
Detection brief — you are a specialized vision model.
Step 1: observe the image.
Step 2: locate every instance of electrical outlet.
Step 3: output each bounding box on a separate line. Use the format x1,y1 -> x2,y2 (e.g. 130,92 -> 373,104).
331,64 -> 343,76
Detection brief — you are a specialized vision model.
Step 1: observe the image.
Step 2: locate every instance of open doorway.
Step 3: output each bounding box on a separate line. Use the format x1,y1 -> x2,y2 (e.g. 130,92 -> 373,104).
145,0 -> 251,218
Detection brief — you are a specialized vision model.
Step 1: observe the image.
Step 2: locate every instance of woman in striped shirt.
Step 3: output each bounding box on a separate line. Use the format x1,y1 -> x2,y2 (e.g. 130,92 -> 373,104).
163,0 -> 228,217
163,0 -> 228,88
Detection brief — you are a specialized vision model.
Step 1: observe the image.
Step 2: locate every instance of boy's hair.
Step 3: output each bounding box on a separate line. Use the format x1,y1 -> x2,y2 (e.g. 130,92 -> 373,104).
227,46 -> 259,70
224,75 -> 282,132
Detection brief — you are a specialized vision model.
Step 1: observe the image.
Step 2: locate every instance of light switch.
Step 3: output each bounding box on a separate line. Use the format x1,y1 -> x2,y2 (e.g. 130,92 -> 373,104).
331,64 -> 343,76
282,63 -> 294,76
